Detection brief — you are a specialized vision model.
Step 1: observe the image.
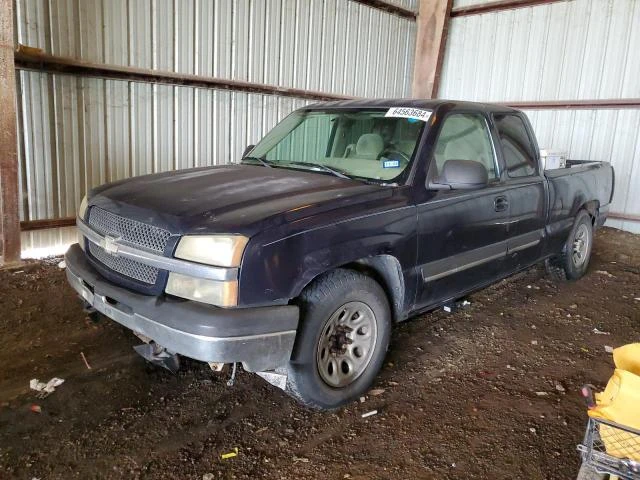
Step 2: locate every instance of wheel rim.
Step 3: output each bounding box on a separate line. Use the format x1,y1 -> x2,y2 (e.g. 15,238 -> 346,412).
572,223 -> 590,266
316,301 -> 378,388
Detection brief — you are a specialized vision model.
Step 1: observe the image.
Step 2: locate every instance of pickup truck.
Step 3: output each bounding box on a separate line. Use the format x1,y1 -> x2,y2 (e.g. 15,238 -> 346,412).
65,99 -> 614,409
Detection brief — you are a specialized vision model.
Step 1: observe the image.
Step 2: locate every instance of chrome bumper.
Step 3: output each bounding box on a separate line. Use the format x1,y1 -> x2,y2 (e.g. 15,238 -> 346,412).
65,244 -> 298,372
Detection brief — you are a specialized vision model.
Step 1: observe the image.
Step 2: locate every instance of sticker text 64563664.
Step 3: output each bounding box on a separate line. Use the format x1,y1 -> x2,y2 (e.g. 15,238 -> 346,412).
384,107 -> 431,122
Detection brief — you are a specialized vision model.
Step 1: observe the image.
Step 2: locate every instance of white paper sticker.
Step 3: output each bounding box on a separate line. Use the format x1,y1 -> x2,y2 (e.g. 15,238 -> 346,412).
385,107 -> 431,122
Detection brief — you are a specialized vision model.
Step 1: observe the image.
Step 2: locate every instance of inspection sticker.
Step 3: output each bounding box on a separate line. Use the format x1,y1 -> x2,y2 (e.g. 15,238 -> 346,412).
383,159 -> 400,168
385,107 -> 431,122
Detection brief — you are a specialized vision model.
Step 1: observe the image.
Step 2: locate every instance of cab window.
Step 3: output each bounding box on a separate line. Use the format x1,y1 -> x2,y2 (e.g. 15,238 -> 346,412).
433,113 -> 498,180
493,114 -> 537,177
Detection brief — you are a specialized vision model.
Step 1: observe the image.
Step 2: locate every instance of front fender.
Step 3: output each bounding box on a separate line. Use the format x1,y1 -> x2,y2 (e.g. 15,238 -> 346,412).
237,205 -> 418,308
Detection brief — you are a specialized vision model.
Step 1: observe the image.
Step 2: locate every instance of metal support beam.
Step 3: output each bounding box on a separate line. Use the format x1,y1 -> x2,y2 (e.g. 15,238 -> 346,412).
20,217 -> 77,231
411,0 -> 453,99
608,212 -> 640,223
504,99 -> 640,110
349,0 -> 417,19
450,0 -> 564,17
0,0 -> 21,264
15,48 -> 353,102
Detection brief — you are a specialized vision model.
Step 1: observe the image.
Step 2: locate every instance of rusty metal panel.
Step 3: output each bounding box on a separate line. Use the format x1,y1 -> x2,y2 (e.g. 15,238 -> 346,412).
15,0 -> 416,98
440,0 -> 640,233
13,0 -> 418,256
522,107 -> 640,233
440,0 -> 640,102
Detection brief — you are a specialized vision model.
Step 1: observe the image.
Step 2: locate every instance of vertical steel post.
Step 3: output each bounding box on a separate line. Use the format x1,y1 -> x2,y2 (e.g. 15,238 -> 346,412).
411,0 -> 453,99
0,0 -> 21,264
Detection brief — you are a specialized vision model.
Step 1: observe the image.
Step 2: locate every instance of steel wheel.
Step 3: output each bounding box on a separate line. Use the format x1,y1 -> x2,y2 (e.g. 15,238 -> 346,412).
316,301 -> 378,388
572,223 -> 590,267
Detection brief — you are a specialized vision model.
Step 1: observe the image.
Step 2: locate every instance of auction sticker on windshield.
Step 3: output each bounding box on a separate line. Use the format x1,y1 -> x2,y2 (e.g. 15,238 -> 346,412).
385,107 -> 431,122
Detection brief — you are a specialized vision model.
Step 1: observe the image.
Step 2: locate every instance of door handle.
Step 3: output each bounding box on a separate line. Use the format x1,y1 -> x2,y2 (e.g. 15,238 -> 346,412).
494,195 -> 509,212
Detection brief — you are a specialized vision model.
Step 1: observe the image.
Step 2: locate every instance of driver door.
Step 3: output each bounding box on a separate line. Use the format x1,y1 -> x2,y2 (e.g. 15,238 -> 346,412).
415,112 -> 511,308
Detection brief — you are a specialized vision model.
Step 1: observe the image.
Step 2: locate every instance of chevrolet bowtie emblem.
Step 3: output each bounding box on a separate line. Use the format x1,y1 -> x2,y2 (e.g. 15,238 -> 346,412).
102,235 -> 120,255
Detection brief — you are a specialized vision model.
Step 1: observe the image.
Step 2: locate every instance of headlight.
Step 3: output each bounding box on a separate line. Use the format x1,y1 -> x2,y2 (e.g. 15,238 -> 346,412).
77,196 -> 88,250
174,235 -> 248,267
78,195 -> 88,220
165,273 -> 238,307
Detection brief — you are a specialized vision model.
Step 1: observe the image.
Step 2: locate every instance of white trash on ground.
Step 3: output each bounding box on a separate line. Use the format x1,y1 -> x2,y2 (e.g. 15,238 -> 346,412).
30,377 -> 65,397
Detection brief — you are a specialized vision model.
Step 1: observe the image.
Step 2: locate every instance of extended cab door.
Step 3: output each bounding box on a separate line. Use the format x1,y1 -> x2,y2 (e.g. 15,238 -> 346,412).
491,113 -> 548,272
415,112 -> 510,308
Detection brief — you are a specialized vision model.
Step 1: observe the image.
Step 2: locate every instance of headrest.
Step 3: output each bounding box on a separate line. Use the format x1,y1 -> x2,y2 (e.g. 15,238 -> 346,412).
355,134 -> 384,158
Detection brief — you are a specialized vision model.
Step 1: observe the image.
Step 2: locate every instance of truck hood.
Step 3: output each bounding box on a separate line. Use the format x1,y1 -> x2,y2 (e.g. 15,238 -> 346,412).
88,164 -> 388,235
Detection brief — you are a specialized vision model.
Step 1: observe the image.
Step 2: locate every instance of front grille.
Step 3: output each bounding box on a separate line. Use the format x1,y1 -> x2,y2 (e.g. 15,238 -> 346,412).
88,207 -> 171,253
87,207 -> 172,285
88,242 -> 160,284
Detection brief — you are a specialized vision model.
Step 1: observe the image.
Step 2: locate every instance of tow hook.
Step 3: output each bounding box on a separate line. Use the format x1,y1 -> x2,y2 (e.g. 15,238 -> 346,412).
133,342 -> 180,374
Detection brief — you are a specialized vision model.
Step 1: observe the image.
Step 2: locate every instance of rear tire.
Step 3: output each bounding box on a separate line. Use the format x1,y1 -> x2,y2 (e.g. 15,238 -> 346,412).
546,210 -> 593,281
285,269 -> 391,410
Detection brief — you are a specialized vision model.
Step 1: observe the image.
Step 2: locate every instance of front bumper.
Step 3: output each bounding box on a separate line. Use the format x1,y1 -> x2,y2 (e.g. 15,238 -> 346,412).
65,244 -> 299,372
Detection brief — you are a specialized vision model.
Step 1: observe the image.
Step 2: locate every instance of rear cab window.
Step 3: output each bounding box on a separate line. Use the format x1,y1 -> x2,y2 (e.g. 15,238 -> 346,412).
493,114 -> 539,178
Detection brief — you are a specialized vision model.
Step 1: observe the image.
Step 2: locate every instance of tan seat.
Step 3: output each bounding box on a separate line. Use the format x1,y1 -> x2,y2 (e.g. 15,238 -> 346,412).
353,133 -> 384,160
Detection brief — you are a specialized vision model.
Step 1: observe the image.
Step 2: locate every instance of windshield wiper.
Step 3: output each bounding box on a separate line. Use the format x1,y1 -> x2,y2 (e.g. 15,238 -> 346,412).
285,162 -> 351,179
241,156 -> 273,168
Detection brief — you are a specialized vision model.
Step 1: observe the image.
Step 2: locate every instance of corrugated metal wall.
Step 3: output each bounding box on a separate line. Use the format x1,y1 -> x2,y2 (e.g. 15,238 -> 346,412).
439,0 -> 640,233
14,0 -> 418,256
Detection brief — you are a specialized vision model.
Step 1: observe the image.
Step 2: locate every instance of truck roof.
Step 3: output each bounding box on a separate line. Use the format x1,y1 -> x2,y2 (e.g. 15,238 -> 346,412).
305,98 -> 521,114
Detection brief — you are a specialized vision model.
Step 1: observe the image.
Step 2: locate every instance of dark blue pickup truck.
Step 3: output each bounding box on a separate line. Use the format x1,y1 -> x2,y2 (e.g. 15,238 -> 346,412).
65,100 -> 614,409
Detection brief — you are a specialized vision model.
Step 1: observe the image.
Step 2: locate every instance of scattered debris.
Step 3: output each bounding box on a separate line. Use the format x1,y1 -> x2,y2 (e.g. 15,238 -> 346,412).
368,388 -> 385,396
443,299 -> 471,313
555,383 -> 566,393
57,260 -> 66,269
604,345 -> 614,354
30,378 -> 65,398
293,456 -> 310,463
529,427 -> 537,434
220,447 -> 239,460
595,270 -> 615,278
80,351 -> 92,370
30,404 -> 42,414
361,410 -> 378,418
531,340 -> 538,345
535,392 -> 549,396
592,328 -> 610,335
569,304 -> 578,309
226,362 -> 237,387
359,396 -> 365,403
387,381 -> 399,386
634,298 -> 640,301
202,474 -> 215,480
255,426 -> 268,434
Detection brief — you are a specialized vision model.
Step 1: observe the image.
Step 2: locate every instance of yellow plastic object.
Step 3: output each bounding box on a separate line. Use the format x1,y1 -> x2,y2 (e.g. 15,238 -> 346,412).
613,343 -> 640,376
589,347 -> 640,461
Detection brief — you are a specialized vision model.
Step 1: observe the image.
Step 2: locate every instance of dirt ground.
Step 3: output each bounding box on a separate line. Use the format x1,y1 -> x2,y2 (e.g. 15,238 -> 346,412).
0,227 -> 638,480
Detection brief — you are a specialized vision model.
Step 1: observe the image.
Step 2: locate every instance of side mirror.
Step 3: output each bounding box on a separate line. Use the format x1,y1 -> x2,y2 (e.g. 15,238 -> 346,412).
242,144 -> 255,158
428,159 -> 489,190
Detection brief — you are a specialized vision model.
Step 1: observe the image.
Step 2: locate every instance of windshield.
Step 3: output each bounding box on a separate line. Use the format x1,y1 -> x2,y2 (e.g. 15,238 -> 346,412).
248,109 -> 429,182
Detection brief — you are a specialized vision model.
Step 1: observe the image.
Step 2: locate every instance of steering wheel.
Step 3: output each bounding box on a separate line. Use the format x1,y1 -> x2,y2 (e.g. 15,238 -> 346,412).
377,148 -> 411,164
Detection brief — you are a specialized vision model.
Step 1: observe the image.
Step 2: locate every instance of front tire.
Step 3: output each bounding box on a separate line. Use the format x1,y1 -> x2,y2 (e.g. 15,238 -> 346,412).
285,269 -> 391,410
546,210 -> 594,281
